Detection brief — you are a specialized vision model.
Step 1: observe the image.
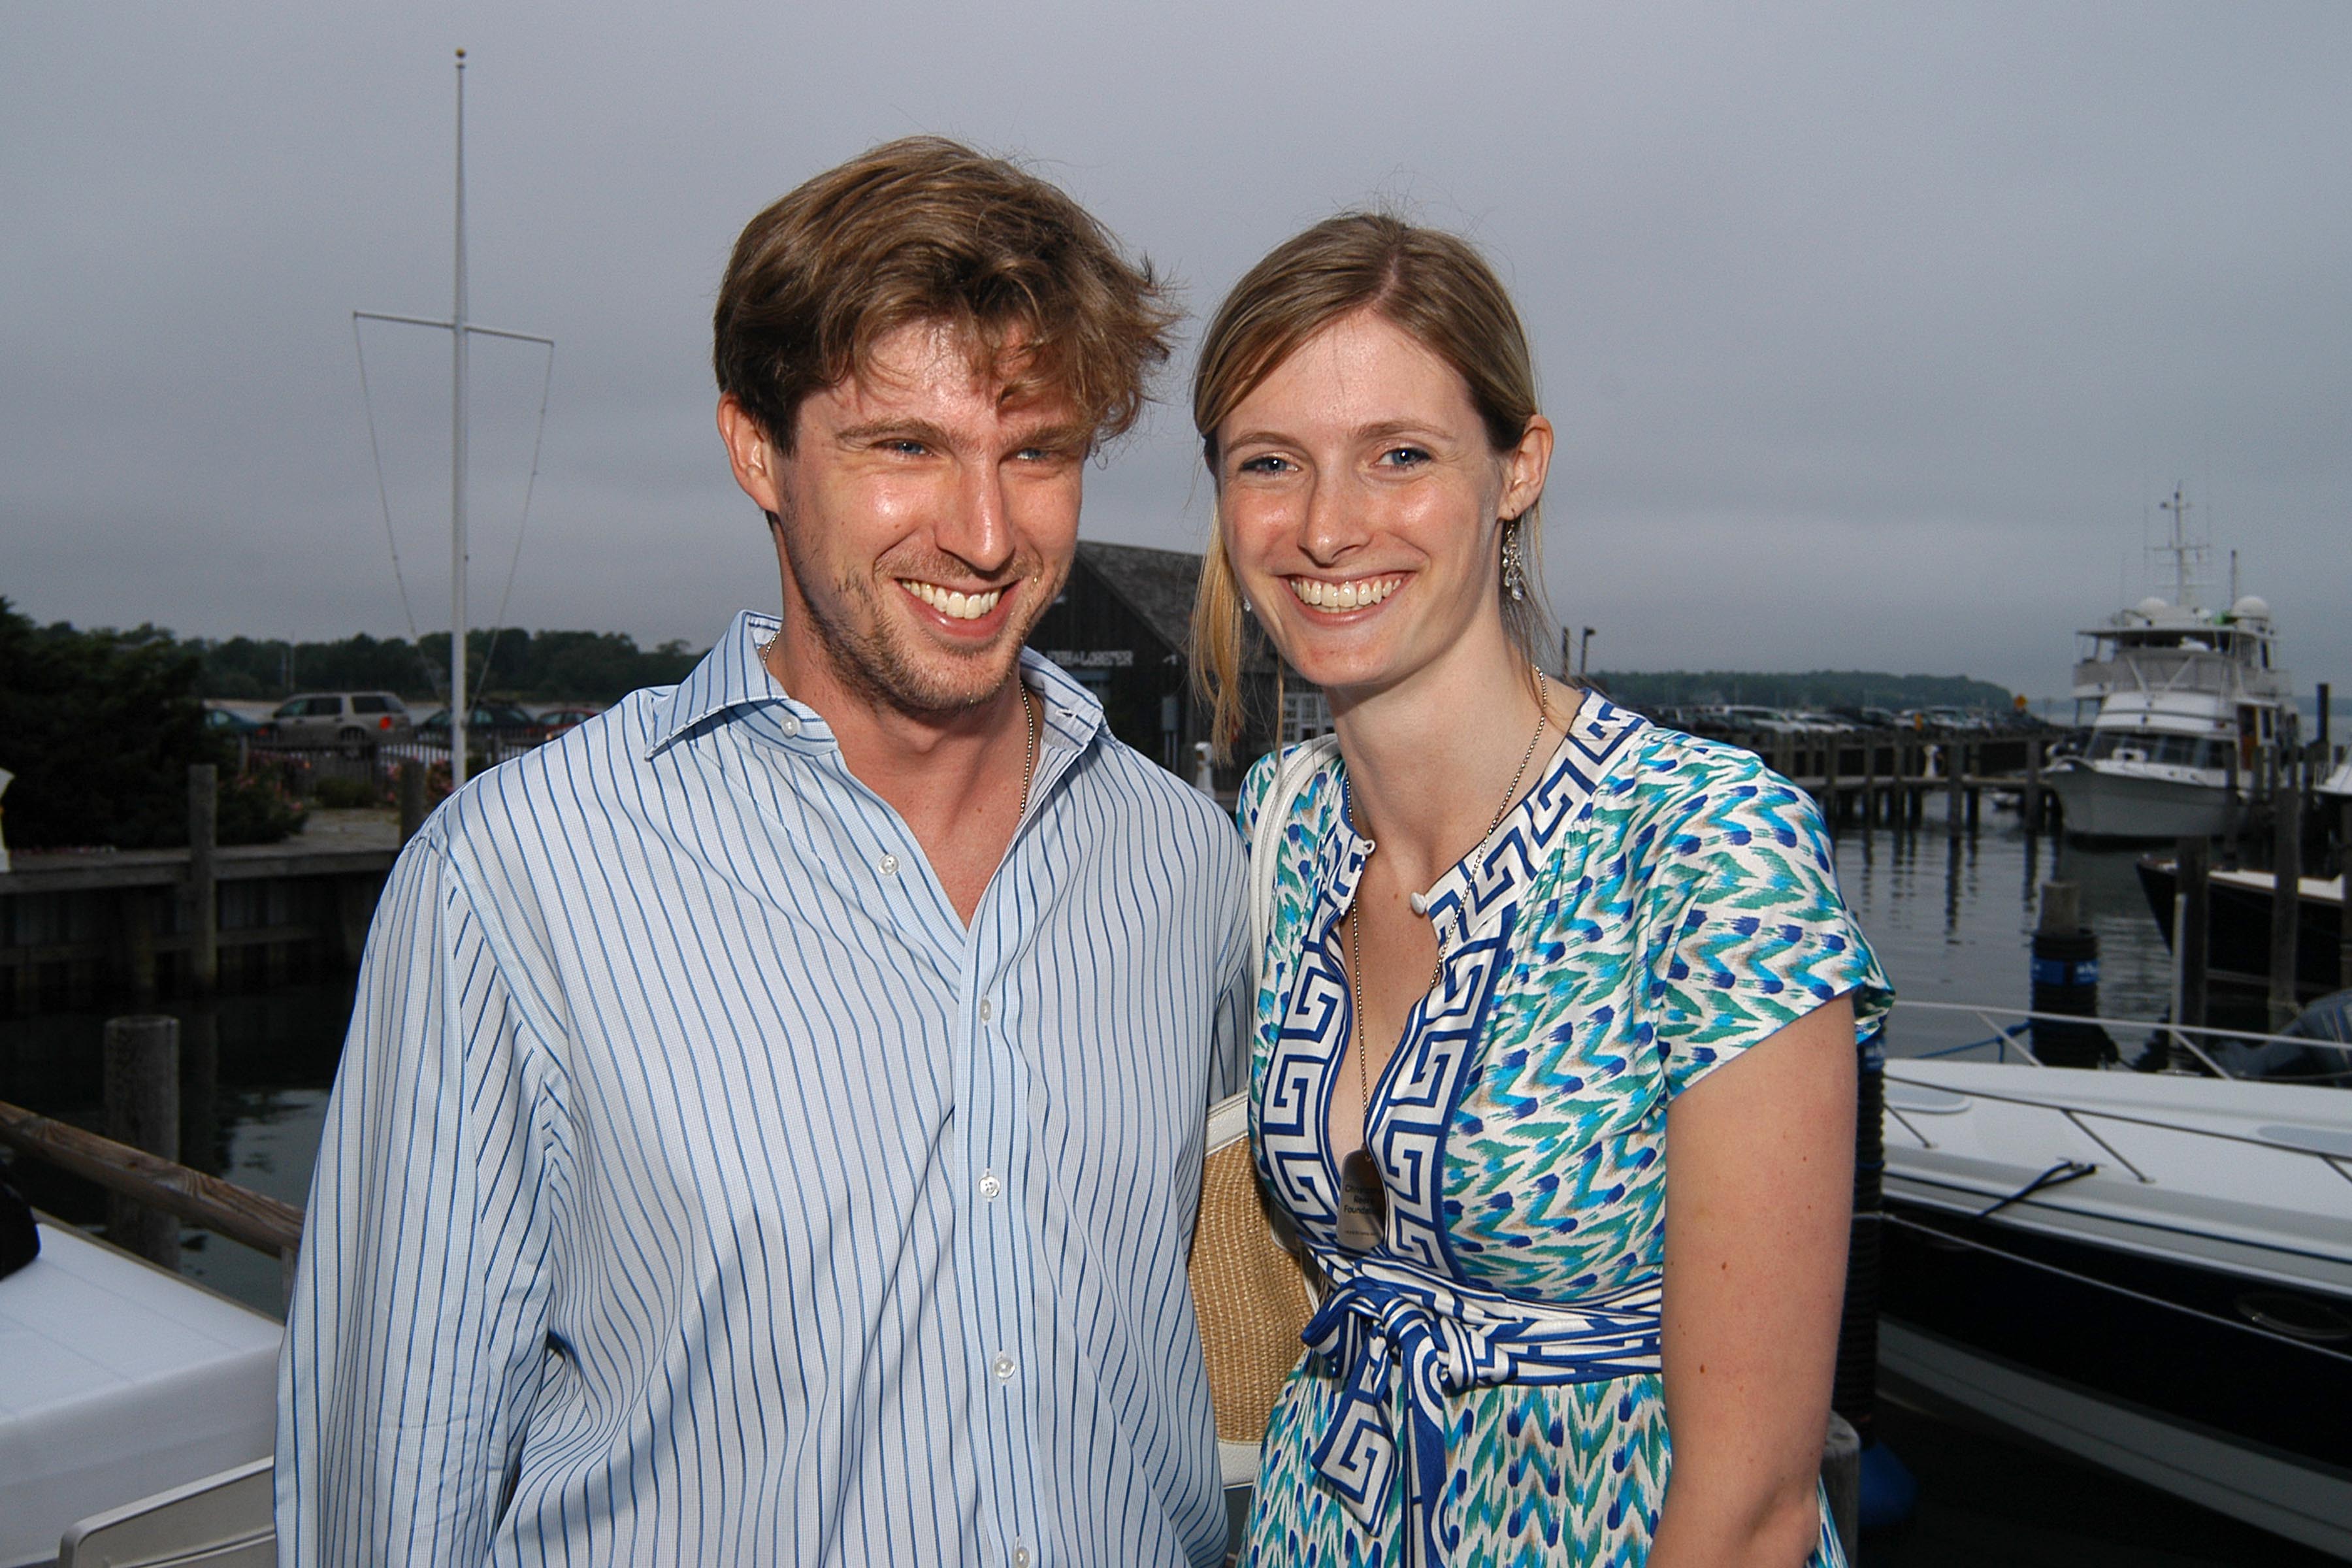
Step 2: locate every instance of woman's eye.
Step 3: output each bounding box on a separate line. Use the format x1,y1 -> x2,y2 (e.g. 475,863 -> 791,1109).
883,438 -> 928,456
1379,446 -> 1431,468
1236,455 -> 1292,476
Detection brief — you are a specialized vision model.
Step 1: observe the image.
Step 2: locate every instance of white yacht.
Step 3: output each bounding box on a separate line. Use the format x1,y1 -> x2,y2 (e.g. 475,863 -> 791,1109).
2046,491 -> 2291,841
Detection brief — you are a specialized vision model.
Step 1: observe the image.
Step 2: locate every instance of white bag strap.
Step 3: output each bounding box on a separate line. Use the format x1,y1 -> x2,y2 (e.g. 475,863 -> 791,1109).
1247,736 -> 1341,986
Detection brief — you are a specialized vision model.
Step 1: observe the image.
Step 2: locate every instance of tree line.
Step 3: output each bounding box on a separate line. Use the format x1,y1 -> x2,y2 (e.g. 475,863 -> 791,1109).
193,629 -> 704,706
0,600 -> 300,849
1588,668 -> 2015,714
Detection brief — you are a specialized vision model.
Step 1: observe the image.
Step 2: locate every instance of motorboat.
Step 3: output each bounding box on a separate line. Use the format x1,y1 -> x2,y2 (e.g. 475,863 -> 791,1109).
0,1218 -> 278,1567
1877,1000 -> 2352,1558
2134,855 -> 2347,1001
2044,489 -> 2292,841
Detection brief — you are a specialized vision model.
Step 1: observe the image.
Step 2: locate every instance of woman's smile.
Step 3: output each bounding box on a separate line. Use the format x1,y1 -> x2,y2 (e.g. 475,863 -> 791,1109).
1284,573 -> 1407,613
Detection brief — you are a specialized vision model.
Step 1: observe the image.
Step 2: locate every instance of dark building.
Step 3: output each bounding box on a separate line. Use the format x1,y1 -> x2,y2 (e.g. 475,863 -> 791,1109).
1026,542 -> 1287,792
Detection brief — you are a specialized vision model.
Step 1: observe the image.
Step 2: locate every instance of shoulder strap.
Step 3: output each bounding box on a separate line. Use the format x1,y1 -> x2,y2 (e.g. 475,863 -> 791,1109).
1247,736 -> 1341,987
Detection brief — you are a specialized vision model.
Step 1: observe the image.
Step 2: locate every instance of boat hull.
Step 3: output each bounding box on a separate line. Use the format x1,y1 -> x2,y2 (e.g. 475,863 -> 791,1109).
2048,762 -> 2234,841
1881,1311 -> 2352,1561
2137,858 -> 2346,998
1880,1057 -> 2352,1556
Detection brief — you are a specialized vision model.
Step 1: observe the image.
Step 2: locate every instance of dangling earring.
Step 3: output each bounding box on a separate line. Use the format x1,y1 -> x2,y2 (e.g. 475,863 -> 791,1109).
1501,517 -> 1527,602
1241,596 -> 1253,615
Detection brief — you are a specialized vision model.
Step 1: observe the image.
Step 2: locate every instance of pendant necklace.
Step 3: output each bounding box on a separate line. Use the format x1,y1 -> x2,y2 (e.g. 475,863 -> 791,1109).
1336,673 -> 1549,1255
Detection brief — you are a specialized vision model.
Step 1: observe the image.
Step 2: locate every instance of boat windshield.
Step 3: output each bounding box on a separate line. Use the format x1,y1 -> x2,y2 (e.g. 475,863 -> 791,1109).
2086,732 -> 2229,768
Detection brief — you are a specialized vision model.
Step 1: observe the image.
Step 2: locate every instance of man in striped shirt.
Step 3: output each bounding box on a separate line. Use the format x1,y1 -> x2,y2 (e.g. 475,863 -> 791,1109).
279,138 -> 1250,1566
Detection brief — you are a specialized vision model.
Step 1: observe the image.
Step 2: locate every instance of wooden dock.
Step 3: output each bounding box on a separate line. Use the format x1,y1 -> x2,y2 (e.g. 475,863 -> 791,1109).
1686,727 -> 2059,833
0,809 -> 400,1013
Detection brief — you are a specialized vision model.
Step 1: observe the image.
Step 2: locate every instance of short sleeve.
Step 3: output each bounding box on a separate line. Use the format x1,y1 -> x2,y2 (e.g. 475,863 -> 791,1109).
1642,766 -> 1892,1098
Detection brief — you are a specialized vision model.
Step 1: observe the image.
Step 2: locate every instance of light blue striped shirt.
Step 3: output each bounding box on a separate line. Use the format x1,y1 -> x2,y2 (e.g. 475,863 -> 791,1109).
277,611 -> 1250,1566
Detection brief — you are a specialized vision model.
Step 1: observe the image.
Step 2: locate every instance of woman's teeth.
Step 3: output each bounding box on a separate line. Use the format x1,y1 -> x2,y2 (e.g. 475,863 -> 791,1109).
1286,576 -> 1401,611
902,581 -> 1004,620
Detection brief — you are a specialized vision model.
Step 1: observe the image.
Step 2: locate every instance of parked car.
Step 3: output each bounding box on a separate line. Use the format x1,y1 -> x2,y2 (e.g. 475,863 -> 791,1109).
203,704 -> 265,736
535,706 -> 604,739
261,691 -> 413,747
416,701 -> 549,751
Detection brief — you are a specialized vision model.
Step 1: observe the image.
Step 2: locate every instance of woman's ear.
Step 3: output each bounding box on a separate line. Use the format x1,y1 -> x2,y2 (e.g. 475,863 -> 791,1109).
1501,414 -> 1554,520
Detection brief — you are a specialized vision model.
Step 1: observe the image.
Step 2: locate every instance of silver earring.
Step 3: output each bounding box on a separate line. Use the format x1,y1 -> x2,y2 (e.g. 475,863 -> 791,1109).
1501,518 -> 1527,602
1241,597 -> 1253,615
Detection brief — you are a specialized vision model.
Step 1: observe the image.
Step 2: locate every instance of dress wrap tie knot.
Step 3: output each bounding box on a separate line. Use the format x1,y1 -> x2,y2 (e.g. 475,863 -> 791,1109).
1302,1269 -> 1664,1567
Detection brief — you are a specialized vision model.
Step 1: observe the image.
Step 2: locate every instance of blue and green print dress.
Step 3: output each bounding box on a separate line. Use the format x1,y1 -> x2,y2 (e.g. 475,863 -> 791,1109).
1237,696 -> 1891,1567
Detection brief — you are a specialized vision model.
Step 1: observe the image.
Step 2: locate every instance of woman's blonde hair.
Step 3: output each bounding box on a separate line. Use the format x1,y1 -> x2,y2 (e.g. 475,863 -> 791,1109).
1189,212 -> 1552,759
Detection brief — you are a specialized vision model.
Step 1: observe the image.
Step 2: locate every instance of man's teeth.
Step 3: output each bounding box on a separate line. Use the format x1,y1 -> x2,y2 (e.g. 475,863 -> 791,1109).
902,581 -> 1005,620
1286,576 -> 1401,611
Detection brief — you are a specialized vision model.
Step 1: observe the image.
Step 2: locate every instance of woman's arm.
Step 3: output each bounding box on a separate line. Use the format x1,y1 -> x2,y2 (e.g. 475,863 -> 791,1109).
1648,994 -> 1856,1568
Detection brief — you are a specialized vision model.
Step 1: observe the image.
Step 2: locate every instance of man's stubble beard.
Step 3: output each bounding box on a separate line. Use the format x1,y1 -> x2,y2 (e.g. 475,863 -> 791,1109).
774,513 -> 1068,723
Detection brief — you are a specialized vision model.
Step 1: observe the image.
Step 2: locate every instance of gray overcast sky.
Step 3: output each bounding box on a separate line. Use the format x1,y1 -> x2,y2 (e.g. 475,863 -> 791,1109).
5,1 -> 2346,701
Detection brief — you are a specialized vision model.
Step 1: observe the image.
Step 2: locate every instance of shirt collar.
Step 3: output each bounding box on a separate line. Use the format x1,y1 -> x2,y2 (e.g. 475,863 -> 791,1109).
645,609 -> 1109,759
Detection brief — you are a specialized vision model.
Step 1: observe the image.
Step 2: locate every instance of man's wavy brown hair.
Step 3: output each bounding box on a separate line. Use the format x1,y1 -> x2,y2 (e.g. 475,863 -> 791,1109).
714,137 -> 1177,451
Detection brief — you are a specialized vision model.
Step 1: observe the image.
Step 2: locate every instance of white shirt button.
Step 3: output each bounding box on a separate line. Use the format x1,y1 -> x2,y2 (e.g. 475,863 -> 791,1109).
779,714 -> 802,738
1013,1548 -> 1032,1568
878,853 -> 899,876
991,1352 -> 1016,1382
979,998 -> 994,1022
978,1170 -> 1002,1200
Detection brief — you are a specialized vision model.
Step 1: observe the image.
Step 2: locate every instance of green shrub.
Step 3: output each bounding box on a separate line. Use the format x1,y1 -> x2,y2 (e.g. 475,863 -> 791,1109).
311,776 -> 383,809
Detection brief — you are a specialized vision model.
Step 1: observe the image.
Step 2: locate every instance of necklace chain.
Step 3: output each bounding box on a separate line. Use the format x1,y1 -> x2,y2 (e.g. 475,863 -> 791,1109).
1016,683 -> 1038,819
1351,672 -> 1550,1125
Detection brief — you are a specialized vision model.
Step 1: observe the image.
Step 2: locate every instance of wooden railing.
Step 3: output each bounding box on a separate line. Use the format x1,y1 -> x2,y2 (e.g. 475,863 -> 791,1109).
0,1099 -> 302,1257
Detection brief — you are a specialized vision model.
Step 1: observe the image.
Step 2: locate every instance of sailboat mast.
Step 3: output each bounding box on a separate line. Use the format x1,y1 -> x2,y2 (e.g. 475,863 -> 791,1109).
449,48 -> 471,787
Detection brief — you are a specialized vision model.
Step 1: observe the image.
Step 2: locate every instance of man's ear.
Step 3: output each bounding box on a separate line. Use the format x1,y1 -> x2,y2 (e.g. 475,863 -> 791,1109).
719,395 -> 786,515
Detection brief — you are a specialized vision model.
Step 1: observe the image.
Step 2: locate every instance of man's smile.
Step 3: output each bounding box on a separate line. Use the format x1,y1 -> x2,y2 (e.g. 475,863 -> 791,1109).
899,579 -> 1009,621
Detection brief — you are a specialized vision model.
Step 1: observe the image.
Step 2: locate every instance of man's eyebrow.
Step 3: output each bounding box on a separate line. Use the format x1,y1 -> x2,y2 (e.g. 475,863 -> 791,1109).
1009,419 -> 1091,452
833,417 -> 956,448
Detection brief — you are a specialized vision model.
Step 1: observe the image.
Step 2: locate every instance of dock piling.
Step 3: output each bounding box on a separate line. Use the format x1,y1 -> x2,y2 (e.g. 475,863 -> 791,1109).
2173,838 -> 2209,1071
185,764 -> 218,996
2031,881 -> 2109,1066
2341,798 -> 2352,992
102,1013 -> 181,1268
398,760 -> 427,845
2270,774 -> 2302,1028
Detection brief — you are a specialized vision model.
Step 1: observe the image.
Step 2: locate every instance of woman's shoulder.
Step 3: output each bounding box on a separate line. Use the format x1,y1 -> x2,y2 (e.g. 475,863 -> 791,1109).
1603,713 -> 1825,847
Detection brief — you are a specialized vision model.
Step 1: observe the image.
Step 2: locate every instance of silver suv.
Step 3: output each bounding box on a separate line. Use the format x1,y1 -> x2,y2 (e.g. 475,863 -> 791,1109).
264,691 -> 415,747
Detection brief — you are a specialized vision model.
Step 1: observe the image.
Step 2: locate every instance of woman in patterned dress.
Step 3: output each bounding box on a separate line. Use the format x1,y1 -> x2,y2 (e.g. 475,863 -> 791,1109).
1188,214 -> 1892,1567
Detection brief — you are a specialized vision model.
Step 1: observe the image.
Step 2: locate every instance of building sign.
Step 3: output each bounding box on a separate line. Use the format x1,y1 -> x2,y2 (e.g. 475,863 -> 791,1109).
1044,649 -> 1135,669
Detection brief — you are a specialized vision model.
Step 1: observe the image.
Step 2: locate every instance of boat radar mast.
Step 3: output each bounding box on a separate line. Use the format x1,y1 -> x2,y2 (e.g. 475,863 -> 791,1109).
353,49 -> 554,788
2153,483 -> 2206,612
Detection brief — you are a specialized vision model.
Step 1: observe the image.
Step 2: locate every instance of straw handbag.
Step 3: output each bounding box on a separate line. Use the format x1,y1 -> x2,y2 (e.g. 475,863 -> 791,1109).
1189,739 -> 1338,1488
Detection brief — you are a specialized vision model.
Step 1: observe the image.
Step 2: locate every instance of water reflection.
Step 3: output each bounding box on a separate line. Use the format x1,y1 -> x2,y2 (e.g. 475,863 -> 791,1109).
0,979 -> 351,1315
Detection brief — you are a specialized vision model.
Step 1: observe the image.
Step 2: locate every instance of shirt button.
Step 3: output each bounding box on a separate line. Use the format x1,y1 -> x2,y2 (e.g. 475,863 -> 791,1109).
991,1352 -> 1016,1382
1013,1548 -> 1032,1568
878,853 -> 899,876
779,714 -> 802,738
979,1170 -> 1002,1200
979,998 -> 994,1022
